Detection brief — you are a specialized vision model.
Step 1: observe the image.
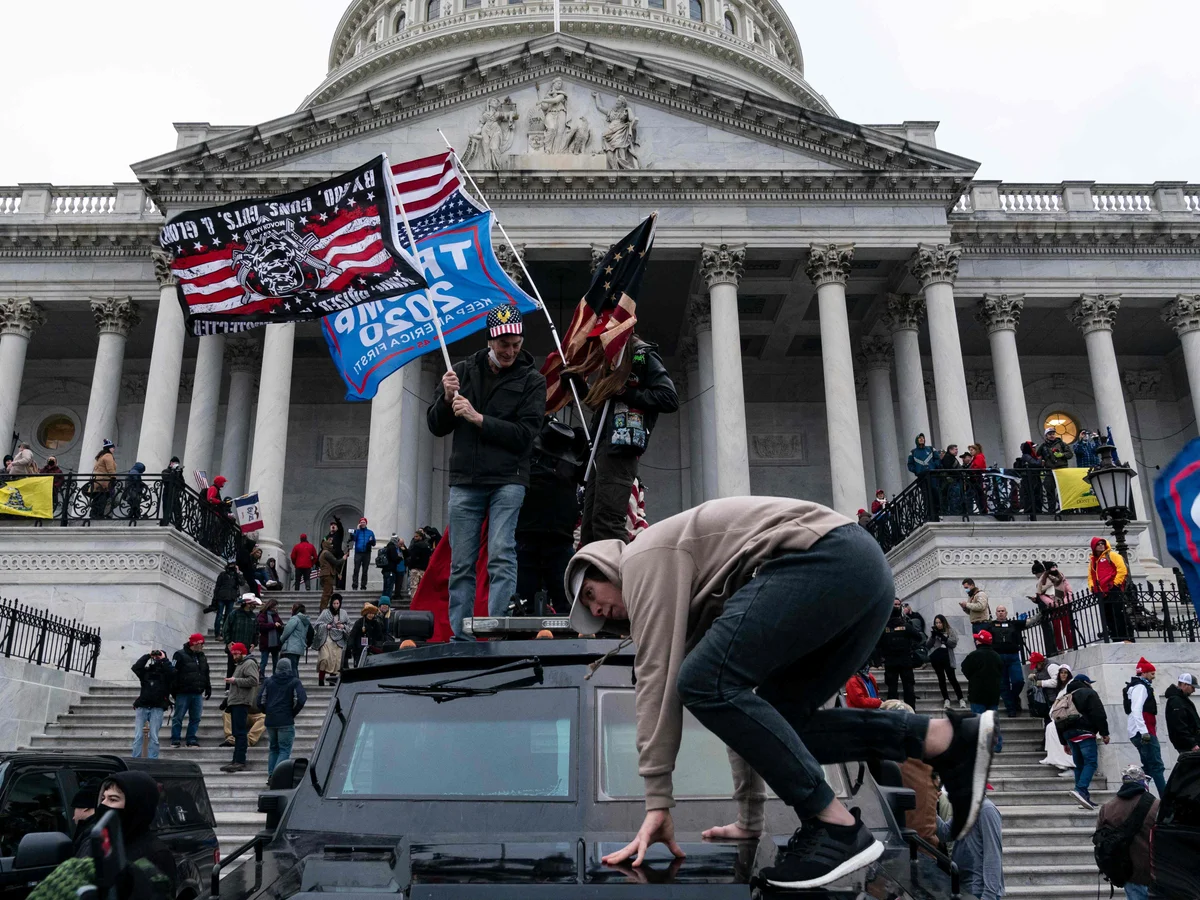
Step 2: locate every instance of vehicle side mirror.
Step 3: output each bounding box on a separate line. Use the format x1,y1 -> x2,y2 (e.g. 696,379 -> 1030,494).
14,832 -> 73,869
268,757 -> 308,791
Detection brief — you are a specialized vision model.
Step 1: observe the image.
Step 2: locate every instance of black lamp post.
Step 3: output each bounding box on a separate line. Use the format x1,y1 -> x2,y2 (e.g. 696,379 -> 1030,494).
1084,442 -> 1137,561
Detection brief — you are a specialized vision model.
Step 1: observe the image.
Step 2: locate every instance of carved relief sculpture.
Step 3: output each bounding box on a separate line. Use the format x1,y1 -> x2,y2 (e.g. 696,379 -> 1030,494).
529,78 -> 591,154
462,96 -> 519,169
593,93 -> 640,169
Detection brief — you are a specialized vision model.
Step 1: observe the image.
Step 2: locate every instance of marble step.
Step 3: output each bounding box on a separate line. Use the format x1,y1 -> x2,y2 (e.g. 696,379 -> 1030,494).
24,739 -> 319,760
991,805 -> 1111,828
1003,863 -> 1115,887
1001,826 -> 1098,848
1001,844 -> 1096,867
989,787 -> 1115,807
1005,888 -> 1123,898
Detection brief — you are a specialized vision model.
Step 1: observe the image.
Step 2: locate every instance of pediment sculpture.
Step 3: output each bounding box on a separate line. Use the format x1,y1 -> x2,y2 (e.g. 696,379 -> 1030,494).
461,96 -> 520,170
529,77 -> 592,155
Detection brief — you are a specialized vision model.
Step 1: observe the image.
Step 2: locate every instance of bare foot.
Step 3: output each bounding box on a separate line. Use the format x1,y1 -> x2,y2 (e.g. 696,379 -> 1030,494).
702,822 -> 760,841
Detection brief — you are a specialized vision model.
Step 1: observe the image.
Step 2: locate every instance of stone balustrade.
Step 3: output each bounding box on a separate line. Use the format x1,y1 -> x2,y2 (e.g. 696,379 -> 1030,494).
954,180 -> 1200,217
0,183 -> 161,221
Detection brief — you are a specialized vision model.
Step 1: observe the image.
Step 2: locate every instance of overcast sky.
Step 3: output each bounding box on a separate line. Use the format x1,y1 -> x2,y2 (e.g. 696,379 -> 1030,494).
1,0 -> 1195,185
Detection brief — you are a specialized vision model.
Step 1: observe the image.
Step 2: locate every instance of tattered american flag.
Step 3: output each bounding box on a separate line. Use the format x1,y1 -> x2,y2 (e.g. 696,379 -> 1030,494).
391,152 -> 487,242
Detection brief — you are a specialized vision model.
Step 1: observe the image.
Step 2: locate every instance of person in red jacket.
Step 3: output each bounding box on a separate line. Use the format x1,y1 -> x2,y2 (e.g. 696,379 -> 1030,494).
845,664 -> 882,709
205,475 -> 227,507
290,533 -> 319,591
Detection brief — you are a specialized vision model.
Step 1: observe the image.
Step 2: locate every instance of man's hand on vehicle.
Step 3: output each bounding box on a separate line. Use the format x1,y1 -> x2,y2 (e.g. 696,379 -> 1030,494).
602,809 -> 686,867
701,822 -> 760,841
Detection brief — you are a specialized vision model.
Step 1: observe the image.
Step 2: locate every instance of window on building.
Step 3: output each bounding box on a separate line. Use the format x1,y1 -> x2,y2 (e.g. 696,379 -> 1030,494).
464,0 -> 481,7
723,12 -> 736,33
37,414 -> 76,450
647,0 -> 665,8
427,0 -> 441,20
689,0 -> 702,21
1043,411 -> 1080,444
509,0 -> 524,5
394,11 -> 406,31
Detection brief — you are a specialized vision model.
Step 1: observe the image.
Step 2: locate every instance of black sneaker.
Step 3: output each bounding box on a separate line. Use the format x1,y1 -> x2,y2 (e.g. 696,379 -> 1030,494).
170,741 -> 181,749
929,708 -> 996,841
757,809 -> 883,890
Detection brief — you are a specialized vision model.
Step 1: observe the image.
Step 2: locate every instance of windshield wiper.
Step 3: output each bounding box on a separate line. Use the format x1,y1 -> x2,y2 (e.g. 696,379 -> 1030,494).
378,657 -> 544,703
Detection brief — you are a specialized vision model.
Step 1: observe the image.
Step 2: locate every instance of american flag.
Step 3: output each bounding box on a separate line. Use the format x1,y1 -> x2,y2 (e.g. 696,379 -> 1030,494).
391,152 -> 487,242
542,214 -> 656,413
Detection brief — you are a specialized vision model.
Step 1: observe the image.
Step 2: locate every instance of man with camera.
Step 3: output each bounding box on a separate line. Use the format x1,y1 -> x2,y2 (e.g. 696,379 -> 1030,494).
170,634 -> 211,749
130,649 -> 174,759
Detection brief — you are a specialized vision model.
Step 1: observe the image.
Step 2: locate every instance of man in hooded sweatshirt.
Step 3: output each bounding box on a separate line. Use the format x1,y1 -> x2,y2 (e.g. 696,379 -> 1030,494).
1164,672 -> 1200,754
130,649 -> 174,758
565,496 -> 996,890
257,657 -> 307,777
290,533 -> 318,590
427,306 -> 545,640
1095,765 -> 1159,900
907,433 -> 939,477
1088,536 -> 1130,641
94,771 -> 178,895
222,643 -> 260,773
1124,658 -> 1168,796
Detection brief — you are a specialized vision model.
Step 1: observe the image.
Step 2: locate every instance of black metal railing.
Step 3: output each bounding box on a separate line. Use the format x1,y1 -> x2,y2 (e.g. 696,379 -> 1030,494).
867,469 -> 1108,553
1,598 -> 102,676
1020,578 -> 1200,660
4,472 -> 242,559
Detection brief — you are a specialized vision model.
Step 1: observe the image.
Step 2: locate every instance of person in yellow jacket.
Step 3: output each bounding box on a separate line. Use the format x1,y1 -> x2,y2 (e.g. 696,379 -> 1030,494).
1088,536 -> 1130,640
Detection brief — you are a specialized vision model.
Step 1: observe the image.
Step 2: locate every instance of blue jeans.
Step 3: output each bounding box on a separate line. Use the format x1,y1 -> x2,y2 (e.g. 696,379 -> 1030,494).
970,703 -> 1003,751
1123,882 -> 1149,900
132,707 -> 164,758
230,705 -> 249,764
676,525 -> 929,819
260,647 -> 279,677
266,725 -> 295,776
170,693 -> 204,745
1135,735 -> 1168,796
447,484 -> 526,641
213,599 -> 234,637
998,652 -> 1024,715
1070,737 -> 1098,792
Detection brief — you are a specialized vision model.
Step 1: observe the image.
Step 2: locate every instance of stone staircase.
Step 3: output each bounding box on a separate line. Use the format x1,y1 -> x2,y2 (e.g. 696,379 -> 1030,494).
900,668 -> 1116,899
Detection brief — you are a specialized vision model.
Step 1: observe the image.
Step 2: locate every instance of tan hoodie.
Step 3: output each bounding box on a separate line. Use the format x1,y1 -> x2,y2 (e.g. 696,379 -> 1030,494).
566,496 -> 852,819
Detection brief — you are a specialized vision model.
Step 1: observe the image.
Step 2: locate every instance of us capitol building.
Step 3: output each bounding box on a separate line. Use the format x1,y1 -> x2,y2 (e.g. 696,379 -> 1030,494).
2,0 -> 1198,677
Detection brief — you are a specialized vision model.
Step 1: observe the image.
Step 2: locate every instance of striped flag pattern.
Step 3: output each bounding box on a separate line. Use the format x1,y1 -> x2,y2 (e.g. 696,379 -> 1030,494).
390,152 -> 487,241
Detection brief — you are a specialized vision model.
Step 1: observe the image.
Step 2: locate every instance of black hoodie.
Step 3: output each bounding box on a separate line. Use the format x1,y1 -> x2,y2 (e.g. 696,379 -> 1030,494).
93,771 -> 177,894
1164,683 -> 1200,751
427,348 -> 546,488
1061,677 -> 1110,739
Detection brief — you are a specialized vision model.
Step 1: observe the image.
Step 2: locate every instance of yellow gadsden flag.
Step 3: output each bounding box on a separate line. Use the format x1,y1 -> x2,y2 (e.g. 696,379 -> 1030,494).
0,476 -> 54,519
1053,467 -> 1100,511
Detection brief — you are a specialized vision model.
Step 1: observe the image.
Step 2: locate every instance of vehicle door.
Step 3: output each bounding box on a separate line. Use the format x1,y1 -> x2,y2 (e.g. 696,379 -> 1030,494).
60,760 -> 122,832
0,766 -> 73,898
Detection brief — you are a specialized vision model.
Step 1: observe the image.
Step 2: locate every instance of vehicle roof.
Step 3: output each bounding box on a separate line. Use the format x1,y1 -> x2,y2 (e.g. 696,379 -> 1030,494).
0,751 -> 204,779
347,637 -> 634,681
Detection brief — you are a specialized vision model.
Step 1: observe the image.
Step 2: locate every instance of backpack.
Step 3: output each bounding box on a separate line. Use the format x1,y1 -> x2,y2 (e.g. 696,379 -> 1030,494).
1050,689 -> 1085,733
305,621 -> 316,649
375,547 -> 389,568
1093,791 -> 1154,887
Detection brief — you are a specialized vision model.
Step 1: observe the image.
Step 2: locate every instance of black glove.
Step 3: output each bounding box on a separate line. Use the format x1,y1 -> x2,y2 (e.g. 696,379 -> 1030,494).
204,691 -> 211,700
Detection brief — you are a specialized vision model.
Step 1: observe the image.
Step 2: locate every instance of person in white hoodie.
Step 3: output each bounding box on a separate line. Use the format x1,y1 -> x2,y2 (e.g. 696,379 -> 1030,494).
1031,659 -> 1074,773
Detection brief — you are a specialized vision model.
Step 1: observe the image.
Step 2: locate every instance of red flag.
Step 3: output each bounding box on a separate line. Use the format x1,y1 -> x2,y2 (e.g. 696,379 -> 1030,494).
408,522 -> 490,642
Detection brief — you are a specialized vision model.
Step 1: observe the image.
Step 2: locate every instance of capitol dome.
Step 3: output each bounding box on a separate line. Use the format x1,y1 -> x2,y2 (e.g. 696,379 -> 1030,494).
302,0 -> 834,113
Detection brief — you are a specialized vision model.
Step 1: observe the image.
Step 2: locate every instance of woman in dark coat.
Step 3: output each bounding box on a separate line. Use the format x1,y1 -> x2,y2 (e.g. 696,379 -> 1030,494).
256,598 -> 284,677
329,516 -> 347,589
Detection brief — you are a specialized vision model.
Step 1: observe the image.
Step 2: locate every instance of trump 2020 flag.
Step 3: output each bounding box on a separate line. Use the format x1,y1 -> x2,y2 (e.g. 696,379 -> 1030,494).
1155,437 -> 1200,621
159,156 -> 426,336
322,211 -> 538,401
233,492 -> 264,534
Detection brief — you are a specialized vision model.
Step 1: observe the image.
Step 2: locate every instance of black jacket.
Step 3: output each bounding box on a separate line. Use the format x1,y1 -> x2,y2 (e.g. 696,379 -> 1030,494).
170,646 -> 212,698
427,348 -> 546,487
986,619 -> 1025,655
407,537 -> 432,571
591,338 -> 679,457
1038,436 -> 1073,469
960,647 -> 1004,706
1164,684 -> 1200,751
256,659 -> 307,728
383,541 -> 404,575
342,615 -> 389,669
212,567 -> 240,603
131,654 -> 174,710
875,615 -> 923,668
940,451 -> 961,470
1062,679 -> 1110,738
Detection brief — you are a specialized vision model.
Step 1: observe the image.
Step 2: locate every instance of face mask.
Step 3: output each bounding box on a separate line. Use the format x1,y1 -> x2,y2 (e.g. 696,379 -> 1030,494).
964,587 -> 972,594
488,347 -> 503,368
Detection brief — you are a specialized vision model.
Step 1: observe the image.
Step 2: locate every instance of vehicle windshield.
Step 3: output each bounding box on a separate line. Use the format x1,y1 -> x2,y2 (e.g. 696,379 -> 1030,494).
329,688 -> 575,800
597,689 -> 845,800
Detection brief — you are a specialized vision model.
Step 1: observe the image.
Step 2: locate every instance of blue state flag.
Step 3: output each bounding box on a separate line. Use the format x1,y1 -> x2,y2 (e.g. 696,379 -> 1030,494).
322,211 -> 539,400
1153,435 -> 1200,622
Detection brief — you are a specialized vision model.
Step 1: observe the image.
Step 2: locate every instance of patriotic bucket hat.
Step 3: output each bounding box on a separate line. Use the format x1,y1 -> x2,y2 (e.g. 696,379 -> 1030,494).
487,304 -> 523,338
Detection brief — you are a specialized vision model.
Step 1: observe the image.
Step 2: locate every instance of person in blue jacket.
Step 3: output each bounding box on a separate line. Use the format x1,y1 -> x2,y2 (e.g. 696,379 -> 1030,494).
907,433 -> 940,476
350,516 -> 376,591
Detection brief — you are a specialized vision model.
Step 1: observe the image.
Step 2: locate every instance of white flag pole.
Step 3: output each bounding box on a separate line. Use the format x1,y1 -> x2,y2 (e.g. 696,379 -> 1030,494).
386,157 -> 454,374
436,128 -> 591,439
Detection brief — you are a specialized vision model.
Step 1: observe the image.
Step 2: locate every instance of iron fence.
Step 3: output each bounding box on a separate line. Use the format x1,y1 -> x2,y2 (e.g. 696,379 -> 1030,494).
0,598 -> 102,676
867,469 -> 1107,553
1020,578 -> 1200,660
4,472 -> 242,559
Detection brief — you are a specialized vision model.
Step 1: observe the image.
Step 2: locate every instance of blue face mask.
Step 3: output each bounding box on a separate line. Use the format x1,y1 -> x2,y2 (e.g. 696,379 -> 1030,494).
964,587 -> 972,594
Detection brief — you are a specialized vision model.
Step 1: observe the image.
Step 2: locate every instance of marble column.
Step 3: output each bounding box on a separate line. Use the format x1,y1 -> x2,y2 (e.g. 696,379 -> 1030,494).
79,298 -> 141,462
860,334 -> 902,498
1068,294 -> 1153,556
806,243 -> 867,515
0,298 -> 46,448
415,356 -> 440,529
884,293 -> 931,466
675,368 -> 692,510
976,293 -> 1030,463
245,323 -> 295,562
1162,293 -> 1200,433
911,243 -> 974,448
688,300 -> 719,502
181,334 -> 225,489
363,370 -> 405,540
680,336 -> 704,507
219,338 -> 260,495
700,244 -> 751,497
136,251 -> 188,472
396,364 -> 423,540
